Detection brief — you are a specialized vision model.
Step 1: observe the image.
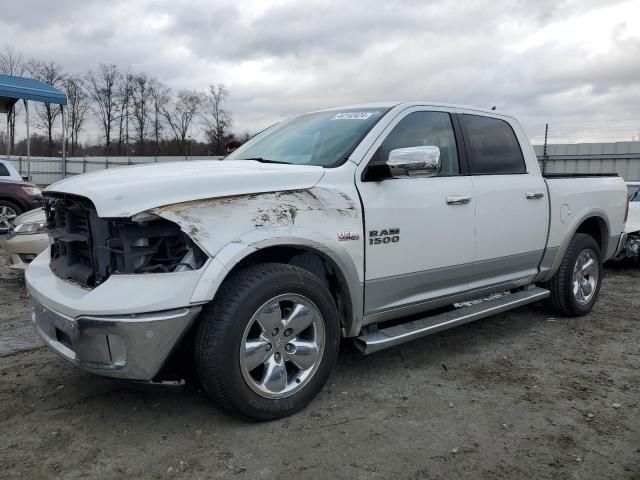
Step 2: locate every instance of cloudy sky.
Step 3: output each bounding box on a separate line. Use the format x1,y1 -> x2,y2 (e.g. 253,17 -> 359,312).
1,0 -> 639,144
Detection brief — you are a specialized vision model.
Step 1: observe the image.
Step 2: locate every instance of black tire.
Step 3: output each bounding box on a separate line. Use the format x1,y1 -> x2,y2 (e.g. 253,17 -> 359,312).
194,263 -> 340,421
0,200 -> 22,233
541,233 -> 603,317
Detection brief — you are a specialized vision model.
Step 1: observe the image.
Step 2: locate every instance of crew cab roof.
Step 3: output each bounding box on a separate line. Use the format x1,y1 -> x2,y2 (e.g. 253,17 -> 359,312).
310,101 -> 515,119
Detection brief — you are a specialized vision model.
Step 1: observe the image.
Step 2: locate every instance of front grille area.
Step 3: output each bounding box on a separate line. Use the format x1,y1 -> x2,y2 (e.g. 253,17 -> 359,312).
44,193 -> 207,288
46,193 -> 105,286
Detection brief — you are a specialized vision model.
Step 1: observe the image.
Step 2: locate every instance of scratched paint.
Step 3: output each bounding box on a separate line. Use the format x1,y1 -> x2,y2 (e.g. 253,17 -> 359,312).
152,187 -> 361,260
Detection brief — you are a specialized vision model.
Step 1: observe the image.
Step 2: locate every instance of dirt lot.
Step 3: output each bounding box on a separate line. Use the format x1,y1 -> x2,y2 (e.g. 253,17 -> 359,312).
0,247 -> 638,480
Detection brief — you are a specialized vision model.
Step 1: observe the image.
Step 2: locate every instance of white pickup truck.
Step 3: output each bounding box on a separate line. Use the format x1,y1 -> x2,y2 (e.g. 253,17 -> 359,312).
26,102 -> 629,420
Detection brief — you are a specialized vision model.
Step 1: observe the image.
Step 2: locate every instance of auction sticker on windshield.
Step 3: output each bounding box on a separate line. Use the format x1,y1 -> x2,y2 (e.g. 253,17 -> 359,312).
332,112 -> 377,120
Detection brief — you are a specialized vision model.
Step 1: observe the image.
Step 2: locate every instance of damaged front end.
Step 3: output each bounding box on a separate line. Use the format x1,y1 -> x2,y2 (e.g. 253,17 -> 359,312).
44,192 -> 208,288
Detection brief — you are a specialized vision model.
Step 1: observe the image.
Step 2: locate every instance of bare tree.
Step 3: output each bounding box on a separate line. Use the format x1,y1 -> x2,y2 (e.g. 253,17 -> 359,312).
116,72 -> 134,156
64,76 -> 90,156
149,79 -> 171,158
28,60 -> 65,156
86,64 -> 119,156
239,131 -> 253,143
0,46 -> 24,76
0,47 -> 25,153
131,73 -> 151,151
162,90 -> 204,146
202,84 -> 231,155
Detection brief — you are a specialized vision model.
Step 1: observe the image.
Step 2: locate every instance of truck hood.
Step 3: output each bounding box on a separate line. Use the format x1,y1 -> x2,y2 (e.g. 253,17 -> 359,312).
46,160 -> 325,217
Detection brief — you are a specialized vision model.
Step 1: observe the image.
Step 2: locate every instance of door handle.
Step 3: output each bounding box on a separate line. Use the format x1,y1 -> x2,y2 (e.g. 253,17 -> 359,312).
446,196 -> 472,205
525,192 -> 545,199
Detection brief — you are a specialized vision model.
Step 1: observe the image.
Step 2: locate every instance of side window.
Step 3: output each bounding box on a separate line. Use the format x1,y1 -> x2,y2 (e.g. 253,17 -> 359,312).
379,111 -> 460,176
461,114 -> 526,174
0,163 -> 10,177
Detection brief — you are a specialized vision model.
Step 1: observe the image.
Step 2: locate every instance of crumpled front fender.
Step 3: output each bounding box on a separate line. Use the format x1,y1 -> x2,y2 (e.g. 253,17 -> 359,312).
153,187 -> 365,337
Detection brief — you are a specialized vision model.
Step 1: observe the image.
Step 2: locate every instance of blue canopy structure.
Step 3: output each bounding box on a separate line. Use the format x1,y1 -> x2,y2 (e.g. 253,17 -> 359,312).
0,74 -> 67,111
0,74 -> 68,180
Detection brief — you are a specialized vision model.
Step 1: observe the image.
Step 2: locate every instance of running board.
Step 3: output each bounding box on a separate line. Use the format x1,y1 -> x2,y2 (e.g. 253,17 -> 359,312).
354,287 -> 549,355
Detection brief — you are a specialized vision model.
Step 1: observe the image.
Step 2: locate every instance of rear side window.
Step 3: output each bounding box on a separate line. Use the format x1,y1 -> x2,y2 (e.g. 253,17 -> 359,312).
0,163 -> 9,176
461,114 -> 526,174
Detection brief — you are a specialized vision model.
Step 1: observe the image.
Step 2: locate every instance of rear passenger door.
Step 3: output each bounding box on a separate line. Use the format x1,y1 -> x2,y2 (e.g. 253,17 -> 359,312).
459,112 -> 548,284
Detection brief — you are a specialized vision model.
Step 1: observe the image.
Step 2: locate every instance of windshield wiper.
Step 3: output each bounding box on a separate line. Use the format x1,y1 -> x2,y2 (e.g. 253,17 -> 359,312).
239,157 -> 291,165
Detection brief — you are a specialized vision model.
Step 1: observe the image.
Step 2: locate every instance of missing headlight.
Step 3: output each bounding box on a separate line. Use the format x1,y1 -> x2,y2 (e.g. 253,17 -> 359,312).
46,193 -> 208,288
106,218 -> 208,276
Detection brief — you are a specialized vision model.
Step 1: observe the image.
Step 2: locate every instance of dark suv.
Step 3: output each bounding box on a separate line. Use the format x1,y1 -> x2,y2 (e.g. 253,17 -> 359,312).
0,180 -> 43,232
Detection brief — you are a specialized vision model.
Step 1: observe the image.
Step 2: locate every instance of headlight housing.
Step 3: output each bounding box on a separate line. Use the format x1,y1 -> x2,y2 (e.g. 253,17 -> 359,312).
21,186 -> 43,196
13,221 -> 47,234
6,221 -> 47,239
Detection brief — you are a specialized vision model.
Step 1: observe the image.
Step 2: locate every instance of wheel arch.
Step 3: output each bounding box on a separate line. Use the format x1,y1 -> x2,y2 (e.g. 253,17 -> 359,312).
0,196 -> 26,212
575,215 -> 608,252
191,237 -> 364,338
538,209 -> 610,282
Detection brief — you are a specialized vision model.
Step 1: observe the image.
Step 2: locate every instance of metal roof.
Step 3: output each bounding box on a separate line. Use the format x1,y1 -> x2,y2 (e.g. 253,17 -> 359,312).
0,74 -> 67,112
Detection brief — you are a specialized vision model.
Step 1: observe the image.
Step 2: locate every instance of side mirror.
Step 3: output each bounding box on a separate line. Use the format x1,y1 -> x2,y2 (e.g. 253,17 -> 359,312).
387,146 -> 441,178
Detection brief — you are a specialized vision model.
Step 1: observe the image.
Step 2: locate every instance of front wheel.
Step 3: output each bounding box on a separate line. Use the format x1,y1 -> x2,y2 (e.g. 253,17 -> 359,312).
194,263 -> 340,420
541,233 -> 603,316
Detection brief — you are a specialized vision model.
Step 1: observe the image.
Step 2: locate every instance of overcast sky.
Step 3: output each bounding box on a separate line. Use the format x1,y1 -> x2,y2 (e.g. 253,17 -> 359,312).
1,0 -> 639,144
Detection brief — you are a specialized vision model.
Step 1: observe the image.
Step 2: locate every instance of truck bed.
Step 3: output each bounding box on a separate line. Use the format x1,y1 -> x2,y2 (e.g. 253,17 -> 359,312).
544,175 -> 627,263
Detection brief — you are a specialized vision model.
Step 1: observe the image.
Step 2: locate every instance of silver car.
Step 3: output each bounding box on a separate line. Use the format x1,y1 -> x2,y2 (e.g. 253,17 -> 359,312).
1,208 -> 48,271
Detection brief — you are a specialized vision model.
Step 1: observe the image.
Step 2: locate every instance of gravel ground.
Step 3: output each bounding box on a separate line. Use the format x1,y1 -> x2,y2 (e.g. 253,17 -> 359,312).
0,246 -> 638,480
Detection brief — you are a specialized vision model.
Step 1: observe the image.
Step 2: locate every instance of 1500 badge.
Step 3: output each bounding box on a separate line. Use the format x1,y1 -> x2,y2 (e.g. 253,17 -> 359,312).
369,228 -> 400,245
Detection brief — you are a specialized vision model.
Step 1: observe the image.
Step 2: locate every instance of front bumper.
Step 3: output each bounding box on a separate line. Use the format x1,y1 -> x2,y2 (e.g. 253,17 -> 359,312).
31,296 -> 201,380
6,252 -> 30,271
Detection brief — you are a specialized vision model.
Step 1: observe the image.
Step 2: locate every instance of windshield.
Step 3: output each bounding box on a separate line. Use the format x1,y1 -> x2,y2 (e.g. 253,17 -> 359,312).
227,108 -> 387,167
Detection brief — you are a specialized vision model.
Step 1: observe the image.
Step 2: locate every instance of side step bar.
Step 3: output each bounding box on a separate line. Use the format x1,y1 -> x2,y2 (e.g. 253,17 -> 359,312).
354,287 -> 550,355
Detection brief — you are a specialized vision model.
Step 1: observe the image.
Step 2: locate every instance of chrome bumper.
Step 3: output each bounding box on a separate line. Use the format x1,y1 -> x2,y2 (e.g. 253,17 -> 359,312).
31,298 -> 201,380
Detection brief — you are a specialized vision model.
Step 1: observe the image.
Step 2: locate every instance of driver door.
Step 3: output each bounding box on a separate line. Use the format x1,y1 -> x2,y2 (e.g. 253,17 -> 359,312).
355,108 -> 476,320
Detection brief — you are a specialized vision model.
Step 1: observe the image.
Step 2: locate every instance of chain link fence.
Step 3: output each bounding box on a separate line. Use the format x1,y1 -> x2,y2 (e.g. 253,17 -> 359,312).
5,142 -> 640,186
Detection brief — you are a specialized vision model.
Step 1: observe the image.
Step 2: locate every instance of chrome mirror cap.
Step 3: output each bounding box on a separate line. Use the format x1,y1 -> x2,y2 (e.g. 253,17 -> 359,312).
387,146 -> 441,178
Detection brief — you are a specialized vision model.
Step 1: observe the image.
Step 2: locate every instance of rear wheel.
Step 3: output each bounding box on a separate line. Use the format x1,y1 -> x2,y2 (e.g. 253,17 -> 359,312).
542,233 -> 602,316
194,263 -> 340,420
0,200 -> 21,233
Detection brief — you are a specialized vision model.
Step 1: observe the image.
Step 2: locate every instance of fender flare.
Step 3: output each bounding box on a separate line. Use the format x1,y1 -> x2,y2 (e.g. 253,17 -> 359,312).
190,232 -> 364,337
536,208 -> 611,282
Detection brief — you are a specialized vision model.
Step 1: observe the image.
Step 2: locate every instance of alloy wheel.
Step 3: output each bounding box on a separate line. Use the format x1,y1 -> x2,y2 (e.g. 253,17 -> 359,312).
0,205 -> 18,232
572,248 -> 599,305
239,293 -> 325,399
